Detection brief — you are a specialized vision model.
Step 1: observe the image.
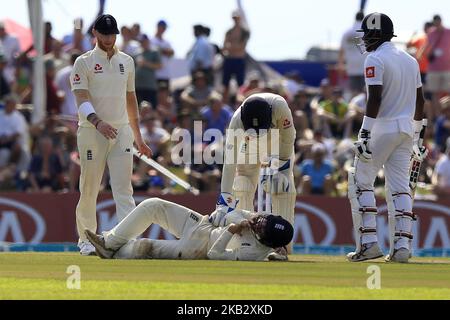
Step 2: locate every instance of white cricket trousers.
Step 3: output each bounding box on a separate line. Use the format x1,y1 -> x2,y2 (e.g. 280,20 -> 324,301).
355,131 -> 412,196
104,198 -> 214,259
354,131 -> 412,244
76,125 -> 135,243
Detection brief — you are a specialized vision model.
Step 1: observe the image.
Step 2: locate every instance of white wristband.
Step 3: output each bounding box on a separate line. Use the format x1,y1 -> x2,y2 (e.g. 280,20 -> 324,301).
361,116 -> 376,131
79,101 -> 96,117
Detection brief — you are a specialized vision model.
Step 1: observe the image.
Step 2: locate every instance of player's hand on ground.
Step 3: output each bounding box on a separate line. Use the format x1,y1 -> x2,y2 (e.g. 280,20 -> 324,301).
354,129 -> 372,162
96,121 -> 118,140
135,138 -> 153,158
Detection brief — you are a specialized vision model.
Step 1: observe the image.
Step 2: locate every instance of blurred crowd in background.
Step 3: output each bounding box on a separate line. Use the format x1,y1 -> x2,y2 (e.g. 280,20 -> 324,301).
1,9 -> 450,200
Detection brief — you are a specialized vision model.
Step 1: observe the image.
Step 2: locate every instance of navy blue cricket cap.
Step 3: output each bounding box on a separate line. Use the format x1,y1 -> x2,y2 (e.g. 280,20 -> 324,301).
157,20 -> 168,28
93,14 -> 120,35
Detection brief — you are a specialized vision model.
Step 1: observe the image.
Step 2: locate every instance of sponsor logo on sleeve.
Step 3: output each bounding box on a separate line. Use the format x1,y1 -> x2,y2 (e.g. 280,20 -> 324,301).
73,74 -> 81,84
283,118 -> 292,129
365,66 -> 375,78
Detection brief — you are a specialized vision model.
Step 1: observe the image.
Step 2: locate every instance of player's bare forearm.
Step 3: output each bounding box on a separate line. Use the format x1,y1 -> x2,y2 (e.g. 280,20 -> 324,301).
365,85 -> 382,119
73,89 -> 90,107
414,87 -> 425,121
126,91 -> 143,141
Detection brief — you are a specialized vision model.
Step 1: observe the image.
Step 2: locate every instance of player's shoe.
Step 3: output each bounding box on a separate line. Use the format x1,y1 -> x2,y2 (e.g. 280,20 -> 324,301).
347,242 -> 383,262
268,247 -> 288,261
78,240 -> 96,256
84,230 -> 115,259
385,248 -> 410,263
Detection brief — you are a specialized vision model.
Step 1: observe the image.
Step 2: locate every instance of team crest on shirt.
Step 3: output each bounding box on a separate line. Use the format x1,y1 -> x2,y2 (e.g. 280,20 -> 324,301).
73,73 -> 81,84
94,64 -> 103,74
365,66 -> 375,78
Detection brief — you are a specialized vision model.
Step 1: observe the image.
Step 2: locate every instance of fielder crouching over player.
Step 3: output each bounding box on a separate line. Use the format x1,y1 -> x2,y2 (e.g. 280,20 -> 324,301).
213,92 -> 296,261
85,197 -> 293,261
347,13 -> 427,263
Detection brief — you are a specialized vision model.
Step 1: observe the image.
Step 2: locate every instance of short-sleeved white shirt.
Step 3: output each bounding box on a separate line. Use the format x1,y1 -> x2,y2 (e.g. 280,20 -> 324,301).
70,45 -> 135,127
151,36 -> 173,80
364,42 -> 422,136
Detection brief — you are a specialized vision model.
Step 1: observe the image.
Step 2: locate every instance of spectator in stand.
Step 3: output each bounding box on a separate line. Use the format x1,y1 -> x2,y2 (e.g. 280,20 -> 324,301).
44,22 -> 56,54
180,71 -> 213,115
44,40 -> 70,73
28,135 -> 64,192
12,52 -> 32,101
140,114 -> 171,159
45,59 -> 62,115
311,78 -> 334,111
291,86 -> 314,140
283,70 -> 304,102
119,26 -> 141,58
62,18 -> 92,53
55,51 -> 81,120
316,88 -> 352,139
238,71 -> 262,99
422,15 -> 450,122
0,21 -> 21,84
131,23 -> 142,41
298,143 -> 335,196
432,137 -> 450,198
135,34 -> 162,108
408,21 -> 433,85
338,11 -> 367,98
152,20 -> 175,90
0,94 -> 30,187
435,96 -> 450,153
200,91 -> 233,134
348,88 -> 367,135
222,10 -> 250,103
188,25 -> 215,86
0,54 -> 11,100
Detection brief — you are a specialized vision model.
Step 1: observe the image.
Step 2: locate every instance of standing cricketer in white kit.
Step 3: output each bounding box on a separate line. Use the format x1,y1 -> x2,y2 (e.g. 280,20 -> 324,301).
84,197 -> 294,261
71,14 -> 152,255
210,93 -> 296,260
347,13 -> 427,263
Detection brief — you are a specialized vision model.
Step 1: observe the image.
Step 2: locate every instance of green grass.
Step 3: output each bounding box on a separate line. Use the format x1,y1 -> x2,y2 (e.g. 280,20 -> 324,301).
0,253 -> 449,299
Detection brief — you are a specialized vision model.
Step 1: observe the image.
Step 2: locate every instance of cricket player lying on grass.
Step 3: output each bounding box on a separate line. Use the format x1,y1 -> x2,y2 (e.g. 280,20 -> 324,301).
85,197 -> 293,261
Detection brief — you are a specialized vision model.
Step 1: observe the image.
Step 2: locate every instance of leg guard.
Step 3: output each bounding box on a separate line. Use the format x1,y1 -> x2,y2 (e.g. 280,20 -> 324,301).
348,168 -> 378,253
233,175 -> 257,211
388,191 -> 415,257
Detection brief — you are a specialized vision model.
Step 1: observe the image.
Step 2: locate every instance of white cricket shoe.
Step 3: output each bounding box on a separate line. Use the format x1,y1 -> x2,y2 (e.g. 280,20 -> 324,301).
78,240 -> 96,256
268,247 -> 288,261
347,242 -> 383,262
84,230 -> 115,259
385,248 -> 410,263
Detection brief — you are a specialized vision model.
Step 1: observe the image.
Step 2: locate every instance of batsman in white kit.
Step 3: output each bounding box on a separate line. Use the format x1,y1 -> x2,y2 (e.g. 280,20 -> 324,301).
84,197 -> 294,261
211,93 -> 296,260
348,13 -> 427,263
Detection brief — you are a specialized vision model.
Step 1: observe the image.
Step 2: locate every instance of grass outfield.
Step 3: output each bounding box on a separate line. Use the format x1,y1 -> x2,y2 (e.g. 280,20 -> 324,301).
0,253 -> 450,300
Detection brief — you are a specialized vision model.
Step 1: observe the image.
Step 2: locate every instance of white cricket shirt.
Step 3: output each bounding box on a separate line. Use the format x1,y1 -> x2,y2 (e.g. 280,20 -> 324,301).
364,42 -> 422,136
70,45 -> 135,127
221,93 -> 296,194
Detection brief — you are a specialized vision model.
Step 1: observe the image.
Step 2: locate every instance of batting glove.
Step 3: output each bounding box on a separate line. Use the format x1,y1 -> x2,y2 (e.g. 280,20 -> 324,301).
261,157 -> 291,194
209,192 -> 238,227
354,129 -> 372,162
